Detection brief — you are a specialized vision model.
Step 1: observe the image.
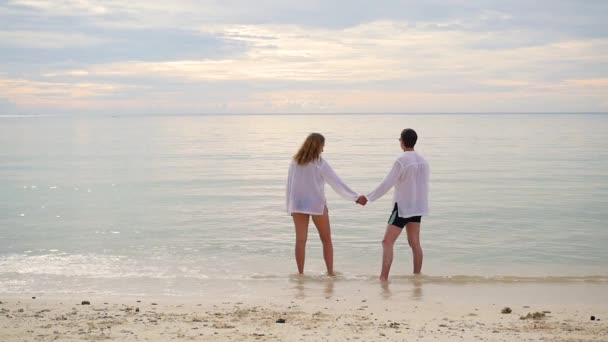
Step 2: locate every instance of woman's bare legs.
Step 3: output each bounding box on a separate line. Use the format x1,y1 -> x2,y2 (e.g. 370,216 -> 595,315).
292,213 -> 310,274
312,207 -> 334,276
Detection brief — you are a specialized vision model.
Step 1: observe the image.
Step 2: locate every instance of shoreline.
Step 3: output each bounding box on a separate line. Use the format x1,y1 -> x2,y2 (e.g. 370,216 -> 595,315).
2,279 -> 607,341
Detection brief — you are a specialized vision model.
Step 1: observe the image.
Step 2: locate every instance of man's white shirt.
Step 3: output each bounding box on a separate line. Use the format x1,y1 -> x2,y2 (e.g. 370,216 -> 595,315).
365,151 -> 430,218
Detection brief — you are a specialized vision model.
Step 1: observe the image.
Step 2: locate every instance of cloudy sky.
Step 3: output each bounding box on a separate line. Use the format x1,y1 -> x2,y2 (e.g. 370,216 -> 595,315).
1,0 -> 607,114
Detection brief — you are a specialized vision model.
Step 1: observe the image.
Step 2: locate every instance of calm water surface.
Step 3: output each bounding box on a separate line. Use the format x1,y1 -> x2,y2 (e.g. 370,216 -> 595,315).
1,114 -> 607,295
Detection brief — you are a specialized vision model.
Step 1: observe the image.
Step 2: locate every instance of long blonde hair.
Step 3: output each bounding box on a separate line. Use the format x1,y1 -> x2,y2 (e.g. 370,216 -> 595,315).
293,133 -> 325,165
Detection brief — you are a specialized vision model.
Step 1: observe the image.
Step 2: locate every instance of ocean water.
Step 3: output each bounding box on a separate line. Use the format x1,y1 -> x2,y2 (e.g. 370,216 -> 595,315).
1,114 -> 607,296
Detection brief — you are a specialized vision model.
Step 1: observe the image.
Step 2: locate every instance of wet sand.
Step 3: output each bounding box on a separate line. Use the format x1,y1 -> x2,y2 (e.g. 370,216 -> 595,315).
1,280 -> 607,342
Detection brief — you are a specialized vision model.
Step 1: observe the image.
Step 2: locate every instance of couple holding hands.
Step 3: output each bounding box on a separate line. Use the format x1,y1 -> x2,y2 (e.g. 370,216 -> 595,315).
286,129 -> 430,282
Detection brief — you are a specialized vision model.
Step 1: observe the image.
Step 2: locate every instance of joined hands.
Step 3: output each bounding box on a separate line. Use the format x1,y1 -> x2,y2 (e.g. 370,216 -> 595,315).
356,195 -> 368,206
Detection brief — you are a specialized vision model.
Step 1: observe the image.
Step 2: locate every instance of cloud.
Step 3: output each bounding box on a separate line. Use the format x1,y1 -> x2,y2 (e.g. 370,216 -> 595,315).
5,0 -> 607,37
9,0 -> 124,17
224,82 -> 608,113
0,77 -> 139,111
0,31 -> 105,49
6,0 -> 242,30
0,78 -> 125,97
44,22 -> 608,85
565,78 -> 608,88
480,80 -> 531,88
1,1 -> 607,114
0,29 -> 239,67
0,97 -> 18,114
5,0 -> 607,38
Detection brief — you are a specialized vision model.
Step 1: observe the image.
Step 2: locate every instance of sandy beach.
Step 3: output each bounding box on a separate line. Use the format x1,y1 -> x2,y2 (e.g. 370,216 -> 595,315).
2,278 -> 607,341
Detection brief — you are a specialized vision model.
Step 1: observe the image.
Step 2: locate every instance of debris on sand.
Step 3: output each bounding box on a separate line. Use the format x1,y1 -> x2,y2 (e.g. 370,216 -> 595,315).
501,307 -> 512,314
520,312 -> 545,320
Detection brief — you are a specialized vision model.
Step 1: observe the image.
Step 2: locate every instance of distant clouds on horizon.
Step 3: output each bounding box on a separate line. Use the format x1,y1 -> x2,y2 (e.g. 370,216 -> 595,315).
1,0 -> 607,114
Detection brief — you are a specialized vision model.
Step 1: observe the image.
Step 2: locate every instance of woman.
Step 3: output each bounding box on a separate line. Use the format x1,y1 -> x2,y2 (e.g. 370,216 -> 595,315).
286,133 -> 360,276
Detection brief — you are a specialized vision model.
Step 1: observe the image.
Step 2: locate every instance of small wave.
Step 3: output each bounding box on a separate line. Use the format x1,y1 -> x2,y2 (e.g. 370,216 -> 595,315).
250,274 -> 284,280
0,114 -> 59,118
387,274 -> 608,284
1,253 -> 605,284
254,273 -> 608,284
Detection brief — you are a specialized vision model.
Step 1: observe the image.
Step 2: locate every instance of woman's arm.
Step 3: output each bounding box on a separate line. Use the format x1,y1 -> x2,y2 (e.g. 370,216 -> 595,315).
320,160 -> 359,201
286,161 -> 294,211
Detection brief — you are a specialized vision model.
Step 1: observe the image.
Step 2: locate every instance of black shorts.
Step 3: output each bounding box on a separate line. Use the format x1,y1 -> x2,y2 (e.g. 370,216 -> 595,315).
387,203 -> 421,228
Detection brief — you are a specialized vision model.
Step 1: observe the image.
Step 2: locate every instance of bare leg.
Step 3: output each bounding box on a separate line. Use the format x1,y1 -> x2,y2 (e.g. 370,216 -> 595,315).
312,207 -> 334,276
292,213 -> 310,274
380,225 -> 403,282
405,222 -> 423,274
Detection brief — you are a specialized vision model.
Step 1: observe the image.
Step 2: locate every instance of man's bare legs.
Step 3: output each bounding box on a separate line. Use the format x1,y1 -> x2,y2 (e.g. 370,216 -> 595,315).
380,225 -> 402,282
292,213 -> 310,274
312,207 -> 334,276
405,222 -> 423,274
380,222 -> 423,281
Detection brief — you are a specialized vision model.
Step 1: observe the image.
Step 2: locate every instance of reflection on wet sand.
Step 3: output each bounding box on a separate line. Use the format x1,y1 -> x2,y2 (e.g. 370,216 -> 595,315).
412,276 -> 423,300
381,276 -> 424,301
291,274 -> 335,299
289,273 -> 428,301
324,277 -> 335,297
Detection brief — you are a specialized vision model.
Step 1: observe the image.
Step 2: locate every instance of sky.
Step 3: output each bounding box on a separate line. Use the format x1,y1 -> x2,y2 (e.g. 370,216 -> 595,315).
0,0 -> 607,115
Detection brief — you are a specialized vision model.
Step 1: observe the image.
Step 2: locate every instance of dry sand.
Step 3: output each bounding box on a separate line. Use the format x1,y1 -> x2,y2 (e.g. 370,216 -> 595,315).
1,293 -> 606,341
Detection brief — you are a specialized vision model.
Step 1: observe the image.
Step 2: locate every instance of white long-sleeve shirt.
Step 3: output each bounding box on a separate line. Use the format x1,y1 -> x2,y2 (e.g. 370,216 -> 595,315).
366,151 -> 430,218
286,158 -> 358,215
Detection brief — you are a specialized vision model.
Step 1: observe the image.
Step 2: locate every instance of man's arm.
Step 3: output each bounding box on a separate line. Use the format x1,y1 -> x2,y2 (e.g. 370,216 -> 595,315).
365,160 -> 402,202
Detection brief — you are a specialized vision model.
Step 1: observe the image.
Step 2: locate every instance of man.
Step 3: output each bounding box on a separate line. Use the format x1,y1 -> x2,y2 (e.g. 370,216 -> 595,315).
356,128 -> 430,281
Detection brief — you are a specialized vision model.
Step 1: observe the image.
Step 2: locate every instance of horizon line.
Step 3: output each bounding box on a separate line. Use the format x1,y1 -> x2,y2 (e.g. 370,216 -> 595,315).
2,111 -> 608,117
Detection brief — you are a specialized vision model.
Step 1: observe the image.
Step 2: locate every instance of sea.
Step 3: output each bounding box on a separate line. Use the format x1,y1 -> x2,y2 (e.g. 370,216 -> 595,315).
1,113 -> 607,299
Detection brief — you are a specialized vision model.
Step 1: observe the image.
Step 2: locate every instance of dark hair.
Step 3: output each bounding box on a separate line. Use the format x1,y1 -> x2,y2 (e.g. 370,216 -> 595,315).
294,133 -> 325,165
400,128 -> 417,148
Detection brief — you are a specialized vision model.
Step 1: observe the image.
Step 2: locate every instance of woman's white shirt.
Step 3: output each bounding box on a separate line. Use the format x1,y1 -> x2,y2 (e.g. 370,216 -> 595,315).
286,158 -> 358,215
365,151 -> 430,218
